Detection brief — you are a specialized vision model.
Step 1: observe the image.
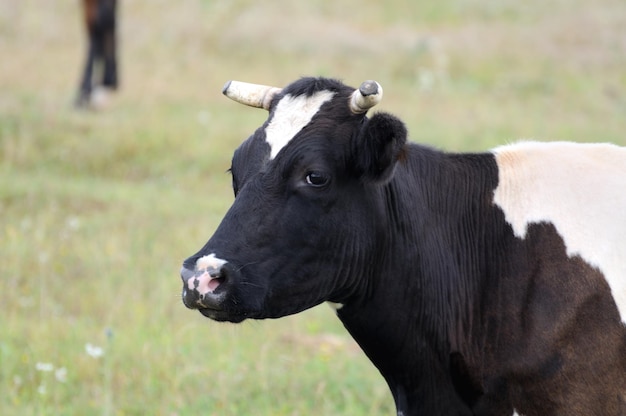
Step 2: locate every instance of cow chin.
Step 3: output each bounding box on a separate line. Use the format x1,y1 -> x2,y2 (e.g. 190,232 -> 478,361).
197,307 -> 248,323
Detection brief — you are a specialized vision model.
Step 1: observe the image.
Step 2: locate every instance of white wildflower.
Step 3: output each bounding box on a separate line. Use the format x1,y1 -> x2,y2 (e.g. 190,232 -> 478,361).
35,362 -> 54,372
66,216 -> 81,230
55,367 -> 67,383
85,343 -> 104,358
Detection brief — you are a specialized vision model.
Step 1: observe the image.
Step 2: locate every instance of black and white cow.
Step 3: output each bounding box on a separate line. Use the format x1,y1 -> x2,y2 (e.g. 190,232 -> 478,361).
180,77 -> 626,416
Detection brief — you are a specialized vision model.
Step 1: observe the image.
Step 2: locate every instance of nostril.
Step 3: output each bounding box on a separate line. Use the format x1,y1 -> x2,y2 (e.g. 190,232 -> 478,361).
206,278 -> 222,292
206,268 -> 226,292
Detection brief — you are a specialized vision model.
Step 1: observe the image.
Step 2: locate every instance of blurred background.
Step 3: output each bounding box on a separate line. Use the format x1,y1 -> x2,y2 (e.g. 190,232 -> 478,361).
1,0 -> 624,414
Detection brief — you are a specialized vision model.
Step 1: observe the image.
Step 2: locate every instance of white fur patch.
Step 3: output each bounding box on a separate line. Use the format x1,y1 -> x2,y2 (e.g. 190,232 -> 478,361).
195,253 -> 227,272
264,90 -> 335,159
492,141 -> 626,324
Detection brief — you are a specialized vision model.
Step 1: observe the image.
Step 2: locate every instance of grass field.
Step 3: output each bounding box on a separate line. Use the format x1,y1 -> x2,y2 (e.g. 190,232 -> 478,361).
1,0 -> 625,414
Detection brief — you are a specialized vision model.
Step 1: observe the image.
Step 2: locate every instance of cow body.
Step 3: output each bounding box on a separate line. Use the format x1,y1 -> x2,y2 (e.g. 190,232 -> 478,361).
76,0 -> 118,108
180,77 -> 626,415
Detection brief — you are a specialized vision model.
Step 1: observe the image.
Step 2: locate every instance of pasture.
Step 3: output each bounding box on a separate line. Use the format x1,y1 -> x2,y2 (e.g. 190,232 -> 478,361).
1,0 -> 625,414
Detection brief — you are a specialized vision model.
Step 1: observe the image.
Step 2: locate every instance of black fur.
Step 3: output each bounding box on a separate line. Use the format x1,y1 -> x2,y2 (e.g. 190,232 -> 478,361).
352,112 -> 408,184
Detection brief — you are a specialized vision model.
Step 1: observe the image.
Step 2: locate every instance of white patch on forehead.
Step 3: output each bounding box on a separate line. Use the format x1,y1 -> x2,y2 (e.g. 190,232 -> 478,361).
264,90 -> 335,159
195,253 -> 227,271
492,141 -> 626,324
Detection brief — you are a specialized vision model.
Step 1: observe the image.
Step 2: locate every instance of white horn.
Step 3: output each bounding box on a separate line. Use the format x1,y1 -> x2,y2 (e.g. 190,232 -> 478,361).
222,80 -> 282,110
349,80 -> 383,114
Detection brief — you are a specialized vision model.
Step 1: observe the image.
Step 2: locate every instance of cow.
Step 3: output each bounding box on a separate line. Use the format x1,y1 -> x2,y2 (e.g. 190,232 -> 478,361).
179,77 -> 626,416
75,0 -> 118,108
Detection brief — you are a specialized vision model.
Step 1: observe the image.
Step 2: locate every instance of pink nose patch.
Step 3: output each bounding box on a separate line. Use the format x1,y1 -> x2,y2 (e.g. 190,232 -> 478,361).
188,271 -> 221,295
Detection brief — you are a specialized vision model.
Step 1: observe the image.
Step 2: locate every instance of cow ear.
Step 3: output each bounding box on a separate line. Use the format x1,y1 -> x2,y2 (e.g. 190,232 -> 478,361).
353,112 -> 407,184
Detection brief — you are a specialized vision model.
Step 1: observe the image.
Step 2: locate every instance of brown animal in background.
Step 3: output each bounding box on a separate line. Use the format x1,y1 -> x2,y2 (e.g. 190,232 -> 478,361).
75,0 -> 118,108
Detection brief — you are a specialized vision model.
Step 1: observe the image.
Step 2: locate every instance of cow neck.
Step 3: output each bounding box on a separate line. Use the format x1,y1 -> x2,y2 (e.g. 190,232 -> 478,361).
336,146 -> 501,414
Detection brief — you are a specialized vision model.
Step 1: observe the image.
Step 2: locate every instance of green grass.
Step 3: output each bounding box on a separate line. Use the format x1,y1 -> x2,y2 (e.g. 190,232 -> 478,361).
1,0 -> 625,414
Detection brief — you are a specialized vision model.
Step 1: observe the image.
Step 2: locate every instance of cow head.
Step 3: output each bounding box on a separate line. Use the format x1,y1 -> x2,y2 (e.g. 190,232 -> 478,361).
180,77 -> 407,322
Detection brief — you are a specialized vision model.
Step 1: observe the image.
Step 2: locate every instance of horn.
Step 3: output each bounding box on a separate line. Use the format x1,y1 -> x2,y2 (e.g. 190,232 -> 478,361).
349,80 -> 383,114
222,80 -> 282,110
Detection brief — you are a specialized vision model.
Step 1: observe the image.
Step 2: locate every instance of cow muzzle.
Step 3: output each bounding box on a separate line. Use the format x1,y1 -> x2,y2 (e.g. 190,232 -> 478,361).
180,263 -> 227,311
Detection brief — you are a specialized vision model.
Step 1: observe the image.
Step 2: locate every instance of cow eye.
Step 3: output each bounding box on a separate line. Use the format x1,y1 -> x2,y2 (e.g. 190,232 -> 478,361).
305,171 -> 330,187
